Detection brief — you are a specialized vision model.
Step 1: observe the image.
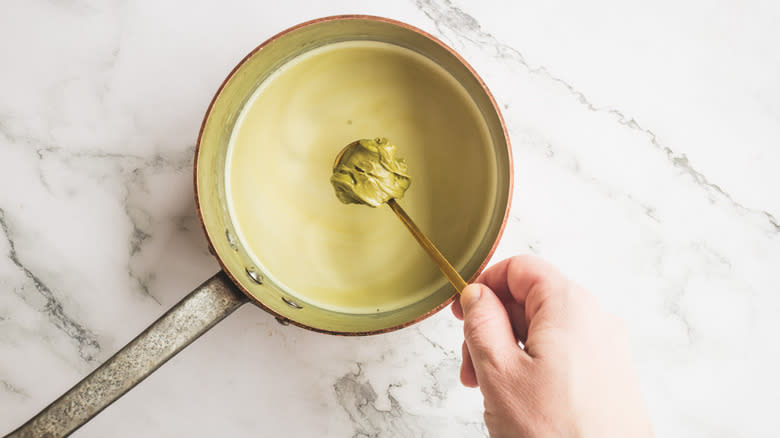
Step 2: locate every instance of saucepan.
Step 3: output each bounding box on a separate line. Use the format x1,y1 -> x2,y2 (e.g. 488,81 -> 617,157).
7,15 -> 512,437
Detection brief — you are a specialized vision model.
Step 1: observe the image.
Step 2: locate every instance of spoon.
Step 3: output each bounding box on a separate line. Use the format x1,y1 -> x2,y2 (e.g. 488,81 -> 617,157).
332,139 -> 467,293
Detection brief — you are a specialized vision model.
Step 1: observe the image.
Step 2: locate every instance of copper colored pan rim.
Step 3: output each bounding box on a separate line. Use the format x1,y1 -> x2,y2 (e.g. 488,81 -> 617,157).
194,15 -> 513,336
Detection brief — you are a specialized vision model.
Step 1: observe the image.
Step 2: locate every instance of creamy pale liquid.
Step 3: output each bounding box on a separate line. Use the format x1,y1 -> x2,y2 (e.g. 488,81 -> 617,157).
227,41 -> 496,313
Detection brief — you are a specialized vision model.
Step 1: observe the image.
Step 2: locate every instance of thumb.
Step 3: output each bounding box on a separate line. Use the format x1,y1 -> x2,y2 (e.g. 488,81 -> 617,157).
461,283 -> 522,376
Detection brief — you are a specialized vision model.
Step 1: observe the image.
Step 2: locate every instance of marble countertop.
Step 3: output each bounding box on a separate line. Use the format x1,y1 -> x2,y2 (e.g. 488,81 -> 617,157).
2,0 -> 779,436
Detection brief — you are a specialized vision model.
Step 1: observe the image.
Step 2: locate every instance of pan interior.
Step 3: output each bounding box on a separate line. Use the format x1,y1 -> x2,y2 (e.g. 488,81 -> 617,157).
196,17 -> 511,333
225,40 -> 496,314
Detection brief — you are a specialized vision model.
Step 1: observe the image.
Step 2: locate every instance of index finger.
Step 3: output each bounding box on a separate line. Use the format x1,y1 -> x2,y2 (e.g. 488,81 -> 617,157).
477,255 -> 570,315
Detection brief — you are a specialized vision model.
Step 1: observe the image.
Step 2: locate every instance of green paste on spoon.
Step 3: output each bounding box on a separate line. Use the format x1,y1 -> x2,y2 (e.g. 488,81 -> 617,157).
330,137 -> 411,207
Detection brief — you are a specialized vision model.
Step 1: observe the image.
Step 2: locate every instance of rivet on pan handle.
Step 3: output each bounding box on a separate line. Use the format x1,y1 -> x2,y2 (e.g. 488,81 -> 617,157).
5,271 -> 248,438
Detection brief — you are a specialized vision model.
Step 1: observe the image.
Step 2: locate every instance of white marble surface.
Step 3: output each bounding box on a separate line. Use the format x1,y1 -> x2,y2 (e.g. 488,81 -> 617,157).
1,0 -> 779,436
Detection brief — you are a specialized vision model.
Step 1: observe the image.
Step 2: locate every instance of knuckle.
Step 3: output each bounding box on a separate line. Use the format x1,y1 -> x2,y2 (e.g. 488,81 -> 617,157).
557,283 -> 574,302
463,309 -> 496,344
463,324 -> 508,372
463,314 -> 487,343
510,254 -> 537,265
464,307 -> 491,329
507,254 -> 534,276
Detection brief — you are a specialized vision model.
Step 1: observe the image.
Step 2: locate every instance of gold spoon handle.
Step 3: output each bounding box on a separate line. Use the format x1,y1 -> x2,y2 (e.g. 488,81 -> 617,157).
387,198 -> 467,294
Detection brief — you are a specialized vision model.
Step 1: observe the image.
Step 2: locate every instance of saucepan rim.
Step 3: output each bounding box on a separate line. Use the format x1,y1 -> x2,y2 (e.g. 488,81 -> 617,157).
193,14 -> 514,335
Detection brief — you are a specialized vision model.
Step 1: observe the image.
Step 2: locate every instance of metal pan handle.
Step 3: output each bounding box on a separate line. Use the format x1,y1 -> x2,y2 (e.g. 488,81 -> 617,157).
5,271 -> 248,438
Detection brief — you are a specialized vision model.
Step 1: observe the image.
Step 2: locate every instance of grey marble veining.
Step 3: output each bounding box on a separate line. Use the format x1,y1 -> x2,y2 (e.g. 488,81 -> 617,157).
1,0 -> 779,436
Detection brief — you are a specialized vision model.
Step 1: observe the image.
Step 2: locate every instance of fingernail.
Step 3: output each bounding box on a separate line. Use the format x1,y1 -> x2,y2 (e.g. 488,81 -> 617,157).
460,284 -> 482,312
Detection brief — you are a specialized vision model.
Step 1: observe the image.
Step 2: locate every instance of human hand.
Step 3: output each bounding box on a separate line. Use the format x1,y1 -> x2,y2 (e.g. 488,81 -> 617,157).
452,256 -> 653,437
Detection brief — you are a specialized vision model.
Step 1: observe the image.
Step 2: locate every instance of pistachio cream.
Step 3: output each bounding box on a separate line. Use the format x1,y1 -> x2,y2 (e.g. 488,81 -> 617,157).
226,40 -> 496,313
330,138 -> 411,207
